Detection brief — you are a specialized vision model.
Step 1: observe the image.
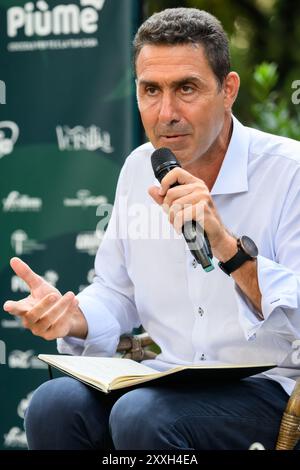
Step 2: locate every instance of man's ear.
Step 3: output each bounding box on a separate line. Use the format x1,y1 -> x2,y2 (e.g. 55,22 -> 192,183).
223,72 -> 240,111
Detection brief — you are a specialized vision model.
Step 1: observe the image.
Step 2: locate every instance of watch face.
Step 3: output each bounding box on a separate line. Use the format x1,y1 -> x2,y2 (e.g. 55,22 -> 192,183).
240,236 -> 258,257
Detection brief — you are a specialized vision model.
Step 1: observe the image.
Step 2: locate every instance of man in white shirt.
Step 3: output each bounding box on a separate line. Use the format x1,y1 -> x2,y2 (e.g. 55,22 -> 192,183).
4,8 -> 300,450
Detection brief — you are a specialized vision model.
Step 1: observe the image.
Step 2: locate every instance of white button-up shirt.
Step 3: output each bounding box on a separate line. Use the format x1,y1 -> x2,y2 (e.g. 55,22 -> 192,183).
58,116 -> 300,395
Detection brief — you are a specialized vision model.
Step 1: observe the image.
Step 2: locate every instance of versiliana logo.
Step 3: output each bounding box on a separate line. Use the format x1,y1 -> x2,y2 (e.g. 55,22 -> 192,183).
56,125 -> 114,153
7,1 -> 106,52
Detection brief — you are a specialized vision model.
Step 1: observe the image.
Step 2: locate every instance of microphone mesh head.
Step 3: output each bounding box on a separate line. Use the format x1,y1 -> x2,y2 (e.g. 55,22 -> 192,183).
151,147 -> 179,176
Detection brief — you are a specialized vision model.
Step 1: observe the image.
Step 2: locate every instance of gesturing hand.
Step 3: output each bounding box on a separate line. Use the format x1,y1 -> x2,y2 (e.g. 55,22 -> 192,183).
3,257 -> 87,340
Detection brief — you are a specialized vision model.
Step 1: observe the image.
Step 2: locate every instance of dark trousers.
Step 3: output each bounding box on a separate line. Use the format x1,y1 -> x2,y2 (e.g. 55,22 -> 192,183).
24,376 -> 292,450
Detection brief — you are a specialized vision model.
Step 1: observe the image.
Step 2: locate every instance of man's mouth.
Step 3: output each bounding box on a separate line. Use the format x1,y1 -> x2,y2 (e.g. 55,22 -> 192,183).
161,134 -> 189,139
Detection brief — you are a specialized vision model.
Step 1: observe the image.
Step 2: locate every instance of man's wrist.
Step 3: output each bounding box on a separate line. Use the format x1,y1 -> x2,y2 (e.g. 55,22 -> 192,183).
68,306 -> 88,339
213,231 -> 238,262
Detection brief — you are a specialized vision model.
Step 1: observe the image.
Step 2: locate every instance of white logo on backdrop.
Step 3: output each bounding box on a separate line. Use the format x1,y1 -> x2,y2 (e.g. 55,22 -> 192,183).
7,0 -> 106,52
0,80 -> 6,104
3,427 -> 27,448
17,392 -> 34,419
8,350 -> 47,369
3,392 -> 34,448
75,231 -> 104,255
0,340 -> 6,365
11,230 -> 46,256
1,317 -> 23,329
0,121 -> 19,159
43,270 -> 59,287
64,190 -> 108,209
56,125 -> 114,153
2,191 -> 42,212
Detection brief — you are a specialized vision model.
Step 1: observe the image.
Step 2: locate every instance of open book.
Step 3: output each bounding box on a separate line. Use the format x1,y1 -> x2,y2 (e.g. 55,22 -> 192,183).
38,354 -> 276,394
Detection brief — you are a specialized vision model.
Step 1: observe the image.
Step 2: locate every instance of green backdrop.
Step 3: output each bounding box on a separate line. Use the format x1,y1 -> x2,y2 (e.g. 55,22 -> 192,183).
0,0 -> 141,449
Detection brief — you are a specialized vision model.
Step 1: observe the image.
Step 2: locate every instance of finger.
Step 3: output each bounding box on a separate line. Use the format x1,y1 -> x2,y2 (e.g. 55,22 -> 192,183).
168,202 -> 184,225
168,194 -> 209,224
42,302 -> 78,341
10,257 -> 43,290
163,183 -> 198,208
173,205 -> 206,234
166,183 -> 210,224
3,300 -> 16,313
22,293 -> 61,325
29,292 -> 76,335
160,168 -> 197,196
3,300 -> 28,315
173,208 -> 192,234
40,294 -> 79,339
3,297 -> 35,316
148,186 -> 164,205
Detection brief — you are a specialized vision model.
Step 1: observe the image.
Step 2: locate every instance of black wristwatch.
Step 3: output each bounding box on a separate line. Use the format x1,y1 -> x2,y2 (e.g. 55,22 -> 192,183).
218,236 -> 258,276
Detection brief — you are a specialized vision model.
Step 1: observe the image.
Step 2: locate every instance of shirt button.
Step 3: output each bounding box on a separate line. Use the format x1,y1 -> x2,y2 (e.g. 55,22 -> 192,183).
192,259 -> 197,268
198,307 -> 204,316
200,354 -> 205,361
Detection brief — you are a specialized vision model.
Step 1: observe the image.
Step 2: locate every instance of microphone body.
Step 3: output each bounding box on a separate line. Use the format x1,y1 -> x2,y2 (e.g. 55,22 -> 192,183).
151,147 -> 214,272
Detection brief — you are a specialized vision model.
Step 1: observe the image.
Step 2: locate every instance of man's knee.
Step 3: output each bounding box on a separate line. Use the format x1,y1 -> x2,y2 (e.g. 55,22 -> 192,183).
25,377 -> 88,427
25,377 -> 98,449
109,387 -> 188,450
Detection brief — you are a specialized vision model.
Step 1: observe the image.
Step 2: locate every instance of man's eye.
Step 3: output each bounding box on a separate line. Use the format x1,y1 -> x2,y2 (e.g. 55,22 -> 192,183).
181,85 -> 194,94
146,87 -> 158,96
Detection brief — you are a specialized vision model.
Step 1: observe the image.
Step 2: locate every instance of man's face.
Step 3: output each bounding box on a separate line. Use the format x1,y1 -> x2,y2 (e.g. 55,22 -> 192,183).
136,43 -> 231,167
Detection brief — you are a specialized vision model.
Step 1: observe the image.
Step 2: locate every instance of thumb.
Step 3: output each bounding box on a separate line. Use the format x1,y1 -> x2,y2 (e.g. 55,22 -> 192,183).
148,186 -> 165,205
10,257 -> 43,290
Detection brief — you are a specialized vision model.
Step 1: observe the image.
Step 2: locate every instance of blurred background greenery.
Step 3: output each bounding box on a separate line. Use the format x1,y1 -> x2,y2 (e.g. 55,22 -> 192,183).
142,0 -> 300,139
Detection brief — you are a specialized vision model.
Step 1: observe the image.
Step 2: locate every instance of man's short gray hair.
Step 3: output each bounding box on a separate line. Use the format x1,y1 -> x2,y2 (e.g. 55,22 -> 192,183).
133,8 -> 230,87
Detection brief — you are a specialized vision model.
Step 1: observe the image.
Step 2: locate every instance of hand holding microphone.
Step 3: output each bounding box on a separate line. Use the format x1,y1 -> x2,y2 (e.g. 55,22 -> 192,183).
150,147 -> 214,272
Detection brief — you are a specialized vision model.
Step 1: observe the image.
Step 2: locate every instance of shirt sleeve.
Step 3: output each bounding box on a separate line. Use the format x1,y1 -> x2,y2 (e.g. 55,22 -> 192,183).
235,166 -> 300,341
57,157 -> 141,357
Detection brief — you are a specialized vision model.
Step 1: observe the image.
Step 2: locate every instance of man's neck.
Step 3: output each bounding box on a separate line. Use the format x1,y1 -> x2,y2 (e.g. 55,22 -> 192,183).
185,116 -> 233,192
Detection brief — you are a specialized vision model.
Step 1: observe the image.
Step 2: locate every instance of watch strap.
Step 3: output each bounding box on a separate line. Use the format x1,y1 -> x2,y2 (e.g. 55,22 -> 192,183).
218,238 -> 253,276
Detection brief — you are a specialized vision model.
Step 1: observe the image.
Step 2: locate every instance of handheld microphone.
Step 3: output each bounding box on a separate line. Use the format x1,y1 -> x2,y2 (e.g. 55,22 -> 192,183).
151,147 -> 214,272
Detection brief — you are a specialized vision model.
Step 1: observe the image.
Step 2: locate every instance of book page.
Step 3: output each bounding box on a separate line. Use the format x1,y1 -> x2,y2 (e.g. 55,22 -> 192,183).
38,355 -> 277,393
38,355 -> 159,386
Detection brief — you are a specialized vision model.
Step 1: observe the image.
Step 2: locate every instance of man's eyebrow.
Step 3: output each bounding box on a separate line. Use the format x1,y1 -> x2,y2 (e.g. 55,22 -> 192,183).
138,79 -> 159,88
137,76 -> 205,88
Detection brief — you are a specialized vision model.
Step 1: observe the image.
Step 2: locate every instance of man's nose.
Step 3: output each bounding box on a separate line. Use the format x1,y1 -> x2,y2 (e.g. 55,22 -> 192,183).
158,92 -> 180,124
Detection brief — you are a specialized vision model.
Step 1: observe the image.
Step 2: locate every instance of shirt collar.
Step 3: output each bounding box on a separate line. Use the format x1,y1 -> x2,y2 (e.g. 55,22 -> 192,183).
211,115 -> 249,196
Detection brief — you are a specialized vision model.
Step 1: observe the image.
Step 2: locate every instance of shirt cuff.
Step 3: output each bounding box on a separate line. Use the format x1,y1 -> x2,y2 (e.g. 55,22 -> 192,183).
235,255 -> 298,340
57,294 -> 121,357
258,255 -> 298,317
